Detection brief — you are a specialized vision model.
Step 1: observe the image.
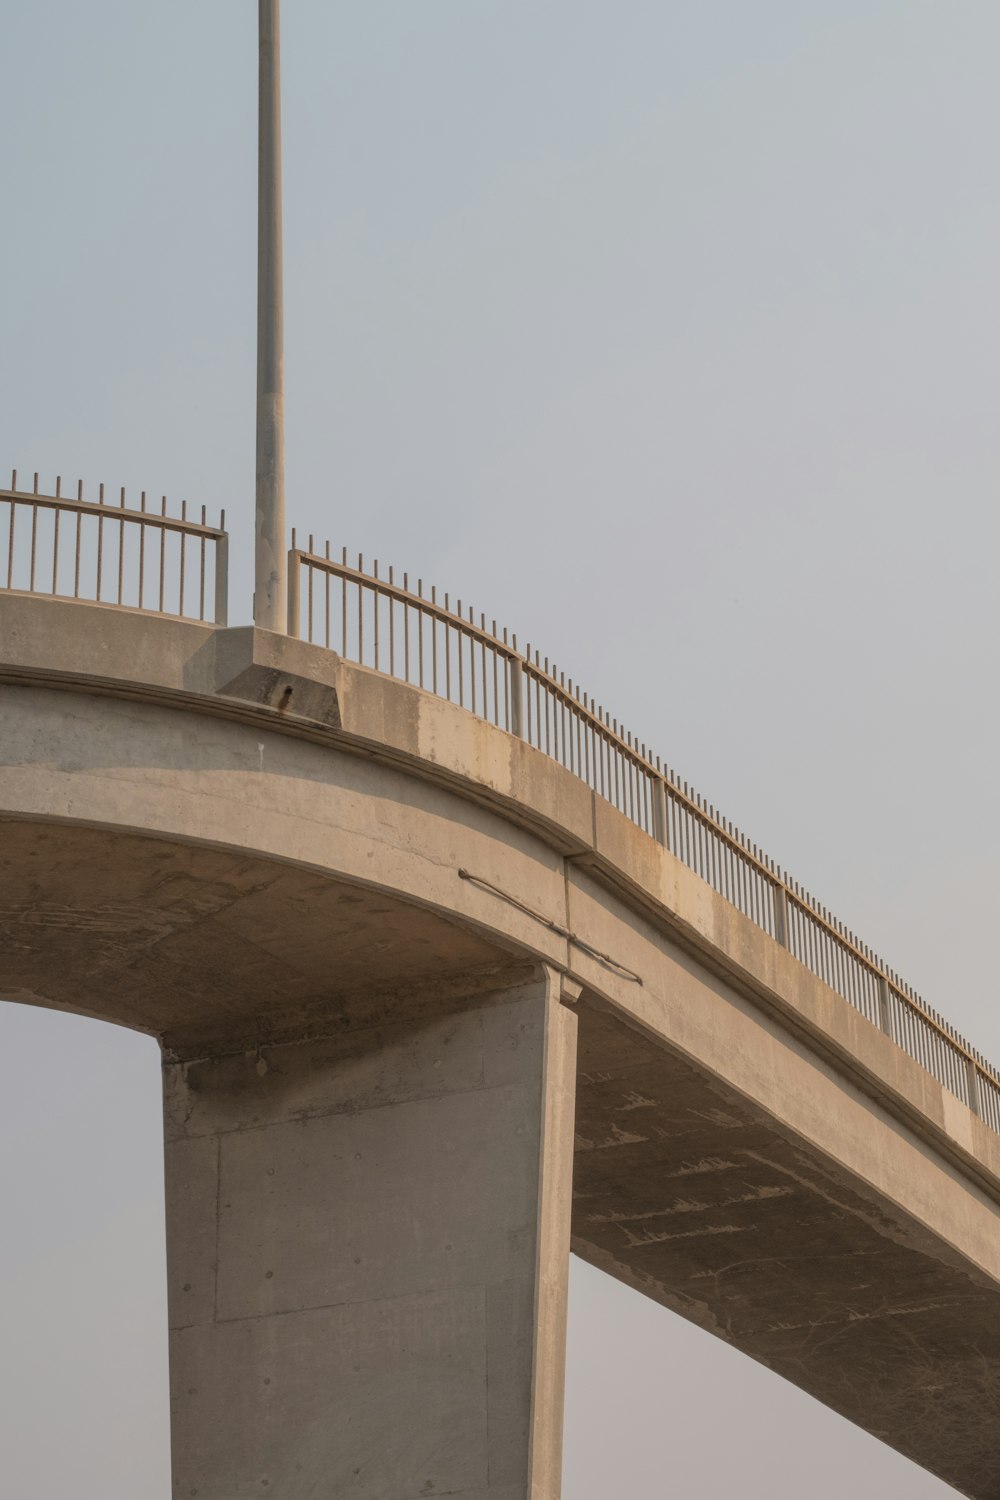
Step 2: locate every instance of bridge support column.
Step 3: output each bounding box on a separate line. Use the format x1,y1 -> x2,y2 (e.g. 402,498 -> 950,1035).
162,967 -> 578,1500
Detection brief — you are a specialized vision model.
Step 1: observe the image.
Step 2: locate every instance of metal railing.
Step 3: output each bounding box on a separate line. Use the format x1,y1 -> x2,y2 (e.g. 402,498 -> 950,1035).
288,539 -> 1000,1133
1,471 -> 228,624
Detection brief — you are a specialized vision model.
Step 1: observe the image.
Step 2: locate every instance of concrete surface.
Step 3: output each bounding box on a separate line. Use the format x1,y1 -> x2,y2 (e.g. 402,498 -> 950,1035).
2,593 -> 1000,1495
164,971 -> 577,1499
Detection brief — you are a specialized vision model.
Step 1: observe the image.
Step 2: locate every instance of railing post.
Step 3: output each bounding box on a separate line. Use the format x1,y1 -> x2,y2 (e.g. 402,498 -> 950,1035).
213,532 -> 229,626
877,976 -> 892,1038
773,883 -> 789,949
966,1056 -> 983,1118
286,549 -> 300,639
509,657 -> 525,738
651,776 -> 669,848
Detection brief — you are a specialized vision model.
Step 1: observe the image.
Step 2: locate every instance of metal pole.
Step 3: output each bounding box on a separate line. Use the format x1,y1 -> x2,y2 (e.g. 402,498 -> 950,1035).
255,0 -> 286,631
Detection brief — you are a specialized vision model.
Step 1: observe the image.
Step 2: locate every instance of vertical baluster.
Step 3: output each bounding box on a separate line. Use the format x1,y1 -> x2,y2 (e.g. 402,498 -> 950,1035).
373,560 -> 380,671
694,793 -> 704,880
354,554 -> 362,662
388,566 -> 396,675
50,477 -> 62,594
158,496 -> 166,613
335,548 -> 344,655
29,497 -> 38,592
305,536 -> 315,641
719,820 -> 731,904
820,906 -> 831,988
198,504 -> 207,619
138,492 -> 147,609
580,694 -> 589,783
324,543 -> 331,649
480,614 -> 489,722
543,659 -> 551,755
6,491 -> 15,591
404,574 -> 411,683
678,782 -> 687,868
830,915 -> 842,1000
510,633 -> 523,738
629,744 -> 638,828
74,482 -> 83,598
836,922 -> 850,1009
179,501 -> 188,615
216,510 -> 229,628
503,632 -> 513,732
595,716 -> 603,798
116,487 -> 126,606
604,716 -> 613,802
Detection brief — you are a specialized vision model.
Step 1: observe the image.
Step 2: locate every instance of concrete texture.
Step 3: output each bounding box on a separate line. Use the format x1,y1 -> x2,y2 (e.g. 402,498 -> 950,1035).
3,594 -> 1000,1495
163,971 -> 578,1499
0,819 -> 528,1051
572,1003 -> 1000,1498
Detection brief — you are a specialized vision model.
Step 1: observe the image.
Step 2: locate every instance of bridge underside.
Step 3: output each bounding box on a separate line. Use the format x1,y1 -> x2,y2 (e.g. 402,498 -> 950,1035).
0,818 -> 527,1054
3,814 -> 1000,1495
573,1003 -> 1000,1497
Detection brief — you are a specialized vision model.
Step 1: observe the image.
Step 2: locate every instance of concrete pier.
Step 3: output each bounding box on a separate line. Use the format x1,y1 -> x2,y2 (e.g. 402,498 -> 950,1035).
162,971 -> 577,1500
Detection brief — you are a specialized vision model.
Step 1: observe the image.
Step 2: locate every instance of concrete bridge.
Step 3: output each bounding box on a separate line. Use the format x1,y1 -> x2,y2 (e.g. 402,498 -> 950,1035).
2,488 -> 1000,1497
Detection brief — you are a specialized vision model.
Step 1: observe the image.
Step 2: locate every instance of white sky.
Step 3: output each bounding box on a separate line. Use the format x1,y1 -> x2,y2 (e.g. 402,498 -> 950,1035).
3,2 -> 998,1494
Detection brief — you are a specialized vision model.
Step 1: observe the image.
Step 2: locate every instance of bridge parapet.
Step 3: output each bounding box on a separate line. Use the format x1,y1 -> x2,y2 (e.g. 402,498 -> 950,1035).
1,471 -> 228,624
2,479 -> 997,1136
286,534 -> 1000,1132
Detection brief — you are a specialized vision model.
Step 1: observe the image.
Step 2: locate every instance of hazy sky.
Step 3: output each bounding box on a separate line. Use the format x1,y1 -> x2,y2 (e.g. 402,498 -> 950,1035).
2,1 -> 999,1494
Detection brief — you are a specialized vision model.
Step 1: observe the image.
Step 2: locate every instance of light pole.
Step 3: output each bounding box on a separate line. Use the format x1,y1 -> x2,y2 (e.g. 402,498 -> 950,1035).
255,0 -> 285,631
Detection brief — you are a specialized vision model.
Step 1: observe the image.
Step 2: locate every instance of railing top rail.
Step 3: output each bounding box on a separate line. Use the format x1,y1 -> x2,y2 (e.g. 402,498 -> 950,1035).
290,539 -> 1000,1096
2,468 -> 229,627
2,475 -> 226,539
293,546 -> 820,876
290,544 -> 520,657
295,545 -> 695,761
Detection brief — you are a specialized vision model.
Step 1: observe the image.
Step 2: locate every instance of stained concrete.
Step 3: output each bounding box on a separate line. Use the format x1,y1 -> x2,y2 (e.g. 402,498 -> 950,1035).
163,971 -> 578,1500
3,594 -> 1000,1496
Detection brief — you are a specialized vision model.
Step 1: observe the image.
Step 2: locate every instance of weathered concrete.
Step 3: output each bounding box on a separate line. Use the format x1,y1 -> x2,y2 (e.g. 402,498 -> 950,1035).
3,594 -> 1000,1496
163,970 -> 577,1500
